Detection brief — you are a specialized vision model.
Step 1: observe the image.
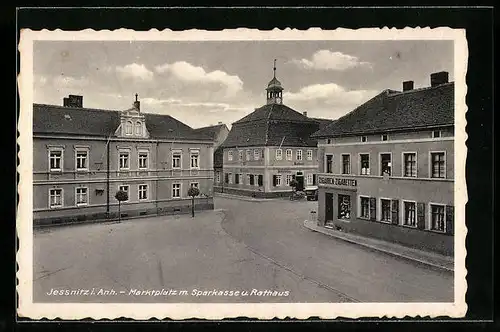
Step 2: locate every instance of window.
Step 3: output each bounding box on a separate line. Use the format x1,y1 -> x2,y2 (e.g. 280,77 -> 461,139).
119,151 -> 130,170
361,136 -> 367,142
326,138 -> 332,144
228,173 -> 233,184
138,151 -> 148,169
172,183 -> 181,198
381,134 -> 388,141
49,150 -> 63,171
431,152 -> 445,178
228,151 -> 233,161
75,187 -> 88,206
360,154 -> 370,175
296,150 -> 303,161
432,130 -> 441,138
246,174 -> 251,185
286,149 -> 292,161
238,173 -> 243,184
190,152 -> 199,168
246,150 -> 251,161
216,172 -> 221,183
338,194 -> 351,220
118,185 -> 129,202
360,197 -> 370,219
403,153 -> 417,177
49,188 -> 63,208
235,173 -> 240,184
403,201 -> 417,227
307,150 -> 313,161
238,150 -> 243,161
380,199 -> 391,222
224,173 -> 229,184
257,175 -> 263,186
172,152 -> 181,169
276,149 -> 283,160
249,174 -> 255,185
75,150 -> 88,171
190,182 -> 199,189
326,154 -> 333,173
138,184 -> 148,200
274,175 -> 282,186
125,121 -> 133,135
285,174 -> 292,186
306,173 -> 313,185
254,149 -> 260,160
430,204 -> 446,232
380,153 -> 391,176
342,154 -> 351,174
135,122 -> 142,136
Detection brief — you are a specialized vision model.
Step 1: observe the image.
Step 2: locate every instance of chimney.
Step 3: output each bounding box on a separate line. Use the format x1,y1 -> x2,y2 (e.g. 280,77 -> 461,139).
218,121 -> 223,125
133,93 -> 140,112
63,95 -> 83,108
402,80 -> 414,92
430,71 -> 449,87
303,111 -> 308,117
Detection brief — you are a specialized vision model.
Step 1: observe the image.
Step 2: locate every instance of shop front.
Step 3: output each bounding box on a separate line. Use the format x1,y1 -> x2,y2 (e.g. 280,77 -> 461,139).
317,175 -> 358,228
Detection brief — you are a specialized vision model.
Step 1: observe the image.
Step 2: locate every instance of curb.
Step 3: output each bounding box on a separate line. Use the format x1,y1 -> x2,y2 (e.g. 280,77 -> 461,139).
303,220 -> 453,273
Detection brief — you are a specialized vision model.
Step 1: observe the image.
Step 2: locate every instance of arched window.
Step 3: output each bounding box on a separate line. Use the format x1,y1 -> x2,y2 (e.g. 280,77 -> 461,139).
125,121 -> 133,135
135,121 -> 142,136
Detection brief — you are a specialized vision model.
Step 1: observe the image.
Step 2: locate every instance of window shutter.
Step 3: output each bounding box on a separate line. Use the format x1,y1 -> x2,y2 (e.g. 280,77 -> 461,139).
272,175 -> 277,186
417,202 -> 426,229
391,199 -> 399,225
258,175 -> 263,186
446,205 -> 454,235
312,174 -> 316,185
369,197 -> 376,221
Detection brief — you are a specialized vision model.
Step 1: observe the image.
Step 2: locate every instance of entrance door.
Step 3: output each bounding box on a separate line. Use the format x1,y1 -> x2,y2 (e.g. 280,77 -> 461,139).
295,172 -> 304,191
325,192 -> 334,225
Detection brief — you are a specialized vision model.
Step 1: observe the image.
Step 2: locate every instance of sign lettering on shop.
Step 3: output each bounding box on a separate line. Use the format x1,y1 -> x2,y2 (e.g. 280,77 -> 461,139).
318,176 -> 357,187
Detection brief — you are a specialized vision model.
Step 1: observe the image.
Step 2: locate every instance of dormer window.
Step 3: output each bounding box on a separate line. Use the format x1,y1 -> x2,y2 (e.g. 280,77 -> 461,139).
125,121 -> 133,135
135,121 -> 142,136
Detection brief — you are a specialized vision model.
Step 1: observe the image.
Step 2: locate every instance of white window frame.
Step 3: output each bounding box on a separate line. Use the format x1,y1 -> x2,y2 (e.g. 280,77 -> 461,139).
74,146 -> 89,172
246,149 -> 251,161
358,195 -> 371,219
286,149 -> 292,161
190,150 -> 200,169
379,197 -> 392,223
296,149 -> 303,161
306,173 -> 313,185
118,185 -> 130,202
125,121 -> 133,135
48,188 -> 63,208
379,152 -> 392,176
118,149 -> 131,170
361,136 -> 367,143
172,183 -> 182,198
228,173 -> 233,184
276,149 -> 283,160
138,150 -> 149,170
238,150 -> 243,161
135,121 -> 142,136
401,200 -> 417,227
75,186 -> 89,206
381,133 -> 389,141
432,130 -> 442,138
276,174 -> 282,186
325,153 -> 334,174
138,184 -> 148,201
306,149 -> 313,161
254,149 -> 260,160
341,153 -> 351,174
358,153 -> 370,175
285,174 -> 292,186
428,202 -> 447,233
402,151 -> 418,178
48,146 -> 64,172
228,150 -> 233,161
238,173 -> 243,185
172,150 -> 182,169
429,151 -> 447,179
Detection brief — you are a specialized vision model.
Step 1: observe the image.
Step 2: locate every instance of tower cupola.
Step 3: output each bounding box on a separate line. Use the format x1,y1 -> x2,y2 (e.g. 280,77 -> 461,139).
266,59 -> 284,105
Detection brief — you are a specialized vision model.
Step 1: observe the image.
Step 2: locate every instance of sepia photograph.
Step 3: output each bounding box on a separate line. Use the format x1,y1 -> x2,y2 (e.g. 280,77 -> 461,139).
17,28 -> 468,320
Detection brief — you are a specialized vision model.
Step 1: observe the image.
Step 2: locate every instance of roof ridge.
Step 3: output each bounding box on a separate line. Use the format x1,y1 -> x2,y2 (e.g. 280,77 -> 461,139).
388,81 -> 454,97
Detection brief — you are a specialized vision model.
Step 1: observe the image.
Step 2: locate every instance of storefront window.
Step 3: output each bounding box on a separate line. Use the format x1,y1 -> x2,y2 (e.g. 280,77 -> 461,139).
360,197 -> 370,218
338,194 -> 351,220
381,199 -> 391,222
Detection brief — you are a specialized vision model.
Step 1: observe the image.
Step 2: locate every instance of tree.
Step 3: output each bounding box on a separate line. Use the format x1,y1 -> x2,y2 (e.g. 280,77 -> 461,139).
187,186 -> 200,217
114,190 -> 128,223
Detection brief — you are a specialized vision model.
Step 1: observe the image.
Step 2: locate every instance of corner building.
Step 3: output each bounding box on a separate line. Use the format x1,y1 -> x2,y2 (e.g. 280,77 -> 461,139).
311,72 -> 455,256
33,95 -> 215,225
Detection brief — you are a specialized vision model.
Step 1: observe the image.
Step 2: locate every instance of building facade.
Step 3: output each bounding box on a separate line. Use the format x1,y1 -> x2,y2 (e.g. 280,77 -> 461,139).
33,95 -> 215,225
311,72 -> 455,256
215,65 -> 331,198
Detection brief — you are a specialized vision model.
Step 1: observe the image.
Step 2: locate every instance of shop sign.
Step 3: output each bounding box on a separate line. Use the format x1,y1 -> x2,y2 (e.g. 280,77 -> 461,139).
317,176 -> 357,187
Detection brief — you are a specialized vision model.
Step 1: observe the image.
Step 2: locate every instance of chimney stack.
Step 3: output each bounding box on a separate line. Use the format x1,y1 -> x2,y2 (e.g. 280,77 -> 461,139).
133,93 -> 140,112
63,95 -> 83,108
218,121 -> 223,125
402,80 -> 414,92
303,111 -> 308,117
430,71 -> 449,87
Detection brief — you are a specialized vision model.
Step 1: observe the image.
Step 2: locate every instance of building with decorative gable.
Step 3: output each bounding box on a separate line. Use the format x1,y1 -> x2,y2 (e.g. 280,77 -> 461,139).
33,94 -> 215,225
311,72 -> 455,255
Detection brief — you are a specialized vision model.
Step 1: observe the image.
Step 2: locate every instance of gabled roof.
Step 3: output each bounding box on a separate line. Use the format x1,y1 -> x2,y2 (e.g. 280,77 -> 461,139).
234,103 -> 318,124
311,117 -> 336,130
214,145 -> 224,168
192,123 -> 229,140
33,103 -> 212,141
312,82 -> 454,138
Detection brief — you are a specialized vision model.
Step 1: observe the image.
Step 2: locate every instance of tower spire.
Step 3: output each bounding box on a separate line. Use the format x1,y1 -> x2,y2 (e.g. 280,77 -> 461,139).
273,59 -> 277,78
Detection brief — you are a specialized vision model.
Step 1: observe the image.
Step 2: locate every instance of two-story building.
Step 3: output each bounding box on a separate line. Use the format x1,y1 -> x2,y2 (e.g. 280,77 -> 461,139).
216,64 -> 332,198
33,94 -> 215,225
311,72 -> 455,256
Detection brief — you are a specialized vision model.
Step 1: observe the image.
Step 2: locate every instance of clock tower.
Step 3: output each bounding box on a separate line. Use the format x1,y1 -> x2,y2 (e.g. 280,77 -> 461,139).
266,59 -> 284,105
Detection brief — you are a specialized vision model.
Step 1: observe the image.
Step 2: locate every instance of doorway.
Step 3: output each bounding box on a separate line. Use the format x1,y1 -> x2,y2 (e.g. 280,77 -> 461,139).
325,192 -> 334,226
295,171 -> 304,191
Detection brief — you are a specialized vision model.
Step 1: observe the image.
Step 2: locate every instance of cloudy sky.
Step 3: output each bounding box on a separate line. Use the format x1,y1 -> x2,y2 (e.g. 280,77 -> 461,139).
33,40 -> 454,129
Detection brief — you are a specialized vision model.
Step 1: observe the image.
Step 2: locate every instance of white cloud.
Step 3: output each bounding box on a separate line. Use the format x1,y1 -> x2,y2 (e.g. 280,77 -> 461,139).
115,63 -> 154,81
290,50 -> 372,71
155,61 -> 243,94
285,83 -> 377,107
52,75 -> 90,88
142,97 -> 250,113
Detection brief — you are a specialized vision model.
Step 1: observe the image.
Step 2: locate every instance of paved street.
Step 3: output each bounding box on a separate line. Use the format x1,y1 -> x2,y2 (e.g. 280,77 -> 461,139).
33,196 -> 453,303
